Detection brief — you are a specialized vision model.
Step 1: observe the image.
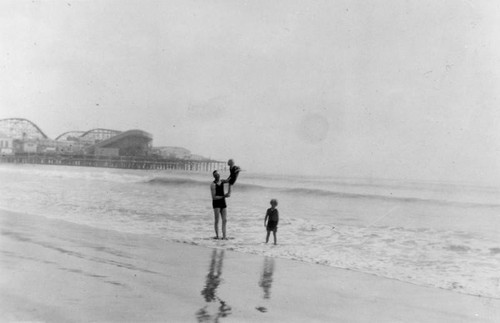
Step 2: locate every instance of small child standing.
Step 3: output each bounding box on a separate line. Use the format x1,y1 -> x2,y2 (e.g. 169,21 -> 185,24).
264,199 -> 279,245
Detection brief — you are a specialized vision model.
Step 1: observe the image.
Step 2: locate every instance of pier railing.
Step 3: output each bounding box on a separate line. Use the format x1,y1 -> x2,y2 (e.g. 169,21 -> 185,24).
0,154 -> 226,172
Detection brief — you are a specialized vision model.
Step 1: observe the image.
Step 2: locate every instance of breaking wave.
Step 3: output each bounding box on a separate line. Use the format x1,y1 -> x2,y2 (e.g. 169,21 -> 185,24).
146,177 -> 500,208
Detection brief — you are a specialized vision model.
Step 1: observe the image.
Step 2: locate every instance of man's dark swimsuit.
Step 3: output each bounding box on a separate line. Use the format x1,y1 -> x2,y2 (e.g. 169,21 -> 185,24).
212,181 -> 227,209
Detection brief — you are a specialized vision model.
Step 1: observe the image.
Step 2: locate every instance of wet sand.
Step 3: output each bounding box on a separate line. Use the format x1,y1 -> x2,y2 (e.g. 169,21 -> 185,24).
1,209 -> 499,322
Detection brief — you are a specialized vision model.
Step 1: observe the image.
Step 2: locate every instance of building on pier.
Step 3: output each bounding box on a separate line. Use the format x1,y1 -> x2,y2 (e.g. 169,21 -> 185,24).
0,118 -> 219,167
85,129 -> 153,157
0,131 -> 14,155
153,146 -> 191,159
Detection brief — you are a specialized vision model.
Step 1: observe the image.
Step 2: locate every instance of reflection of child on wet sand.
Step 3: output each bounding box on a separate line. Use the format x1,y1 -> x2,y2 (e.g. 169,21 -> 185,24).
264,199 -> 279,245
222,159 -> 240,197
259,257 -> 275,299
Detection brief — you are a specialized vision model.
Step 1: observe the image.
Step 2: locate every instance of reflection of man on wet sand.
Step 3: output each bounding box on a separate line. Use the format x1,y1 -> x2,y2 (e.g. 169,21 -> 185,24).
256,257 -> 275,313
197,249 -> 231,322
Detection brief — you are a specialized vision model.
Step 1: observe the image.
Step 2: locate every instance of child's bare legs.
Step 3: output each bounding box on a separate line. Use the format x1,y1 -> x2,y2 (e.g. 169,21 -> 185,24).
272,231 -> 277,245
226,184 -> 232,197
265,230 -> 271,243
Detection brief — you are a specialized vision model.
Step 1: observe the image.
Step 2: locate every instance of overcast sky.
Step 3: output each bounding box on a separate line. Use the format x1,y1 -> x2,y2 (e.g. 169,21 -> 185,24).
1,0 -> 500,183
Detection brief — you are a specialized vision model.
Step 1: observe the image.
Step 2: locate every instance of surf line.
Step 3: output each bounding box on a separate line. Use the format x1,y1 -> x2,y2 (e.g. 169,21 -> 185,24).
367,205 -> 400,228
354,206 -> 400,259
331,206 -> 399,233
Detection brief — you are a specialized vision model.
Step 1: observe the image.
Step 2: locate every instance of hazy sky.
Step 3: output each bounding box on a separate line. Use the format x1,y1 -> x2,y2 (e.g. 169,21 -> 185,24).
2,0 -> 500,183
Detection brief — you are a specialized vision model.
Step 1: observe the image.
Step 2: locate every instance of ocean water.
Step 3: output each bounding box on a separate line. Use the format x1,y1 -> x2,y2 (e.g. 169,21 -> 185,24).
1,163 -> 499,298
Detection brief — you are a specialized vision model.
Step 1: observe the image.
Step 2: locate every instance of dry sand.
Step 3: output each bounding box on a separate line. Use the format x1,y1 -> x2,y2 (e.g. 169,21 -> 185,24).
1,209 -> 499,322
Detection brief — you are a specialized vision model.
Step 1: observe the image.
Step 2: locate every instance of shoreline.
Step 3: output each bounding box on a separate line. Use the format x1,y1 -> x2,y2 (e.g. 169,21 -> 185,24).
1,209 -> 499,322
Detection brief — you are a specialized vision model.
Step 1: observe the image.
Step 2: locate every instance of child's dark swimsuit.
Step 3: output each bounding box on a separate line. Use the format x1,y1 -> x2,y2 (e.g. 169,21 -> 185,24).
227,166 -> 240,185
212,181 -> 226,209
267,221 -> 278,232
266,208 -> 279,232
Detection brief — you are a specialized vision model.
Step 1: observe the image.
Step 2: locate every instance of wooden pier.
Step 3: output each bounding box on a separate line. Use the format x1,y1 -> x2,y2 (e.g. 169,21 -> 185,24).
0,154 -> 227,172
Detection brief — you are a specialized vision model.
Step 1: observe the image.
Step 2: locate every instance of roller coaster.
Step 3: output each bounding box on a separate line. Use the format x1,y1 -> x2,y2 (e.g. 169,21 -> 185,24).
0,118 -> 222,170
0,118 -> 122,143
55,128 -> 122,142
0,118 -> 151,156
53,131 -> 86,141
0,118 -> 49,140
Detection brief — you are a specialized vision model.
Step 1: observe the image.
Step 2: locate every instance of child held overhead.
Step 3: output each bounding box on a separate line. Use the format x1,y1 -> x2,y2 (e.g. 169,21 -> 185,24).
223,159 -> 241,197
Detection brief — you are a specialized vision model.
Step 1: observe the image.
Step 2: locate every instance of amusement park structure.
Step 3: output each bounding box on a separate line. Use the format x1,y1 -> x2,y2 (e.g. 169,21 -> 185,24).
0,118 -> 149,156
0,118 -> 49,140
0,118 -> 225,171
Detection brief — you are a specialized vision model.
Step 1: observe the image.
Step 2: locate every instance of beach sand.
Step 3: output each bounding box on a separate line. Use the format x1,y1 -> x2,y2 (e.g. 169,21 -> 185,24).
1,209 -> 499,322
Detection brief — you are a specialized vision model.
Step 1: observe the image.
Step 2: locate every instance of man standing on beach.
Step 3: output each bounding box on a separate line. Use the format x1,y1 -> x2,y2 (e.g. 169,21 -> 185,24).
211,170 -> 229,240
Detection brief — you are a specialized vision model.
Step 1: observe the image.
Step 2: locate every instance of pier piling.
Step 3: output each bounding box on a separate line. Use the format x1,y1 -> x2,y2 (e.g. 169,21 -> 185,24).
0,155 -> 225,173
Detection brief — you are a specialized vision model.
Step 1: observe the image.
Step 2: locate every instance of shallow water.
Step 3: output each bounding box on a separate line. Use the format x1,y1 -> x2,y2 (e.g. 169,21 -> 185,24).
1,163 -> 499,298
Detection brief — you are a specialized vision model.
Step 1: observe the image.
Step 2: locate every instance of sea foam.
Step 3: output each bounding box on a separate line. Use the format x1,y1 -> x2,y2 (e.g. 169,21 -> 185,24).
1,164 -> 499,299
